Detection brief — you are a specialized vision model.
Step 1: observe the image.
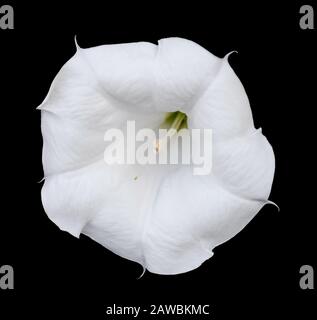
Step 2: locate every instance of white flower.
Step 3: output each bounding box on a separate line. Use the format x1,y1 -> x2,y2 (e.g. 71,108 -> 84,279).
39,37 -> 275,275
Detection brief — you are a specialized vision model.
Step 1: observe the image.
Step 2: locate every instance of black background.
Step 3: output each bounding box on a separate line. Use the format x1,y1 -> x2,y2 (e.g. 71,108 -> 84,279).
0,1 -> 316,319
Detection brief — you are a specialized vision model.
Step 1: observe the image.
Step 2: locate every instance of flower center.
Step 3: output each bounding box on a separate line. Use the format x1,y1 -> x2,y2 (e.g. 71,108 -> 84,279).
161,111 -> 188,131
155,111 -> 188,153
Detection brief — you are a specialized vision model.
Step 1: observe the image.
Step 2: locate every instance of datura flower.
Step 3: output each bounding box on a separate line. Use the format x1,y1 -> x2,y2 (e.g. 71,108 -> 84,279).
39,37 -> 275,275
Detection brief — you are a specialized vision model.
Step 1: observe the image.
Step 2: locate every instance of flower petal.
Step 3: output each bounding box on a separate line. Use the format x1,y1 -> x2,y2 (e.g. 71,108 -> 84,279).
42,160 -> 151,264
39,46 -> 164,176
140,130 -> 274,274
188,54 -> 254,140
141,168 -> 265,274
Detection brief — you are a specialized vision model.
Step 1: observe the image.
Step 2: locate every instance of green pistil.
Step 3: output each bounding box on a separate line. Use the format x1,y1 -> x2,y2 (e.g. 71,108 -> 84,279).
155,111 -> 188,153
161,111 -> 188,131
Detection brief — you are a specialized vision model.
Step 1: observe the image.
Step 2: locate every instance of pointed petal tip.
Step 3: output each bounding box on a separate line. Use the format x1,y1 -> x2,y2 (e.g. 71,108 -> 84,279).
74,35 -> 81,51
137,264 -> 147,280
37,101 -> 50,111
224,50 -> 239,63
36,104 -> 49,112
37,177 -> 45,183
266,200 -> 280,212
258,199 -> 280,212
226,50 -> 239,57
60,226 -> 81,239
